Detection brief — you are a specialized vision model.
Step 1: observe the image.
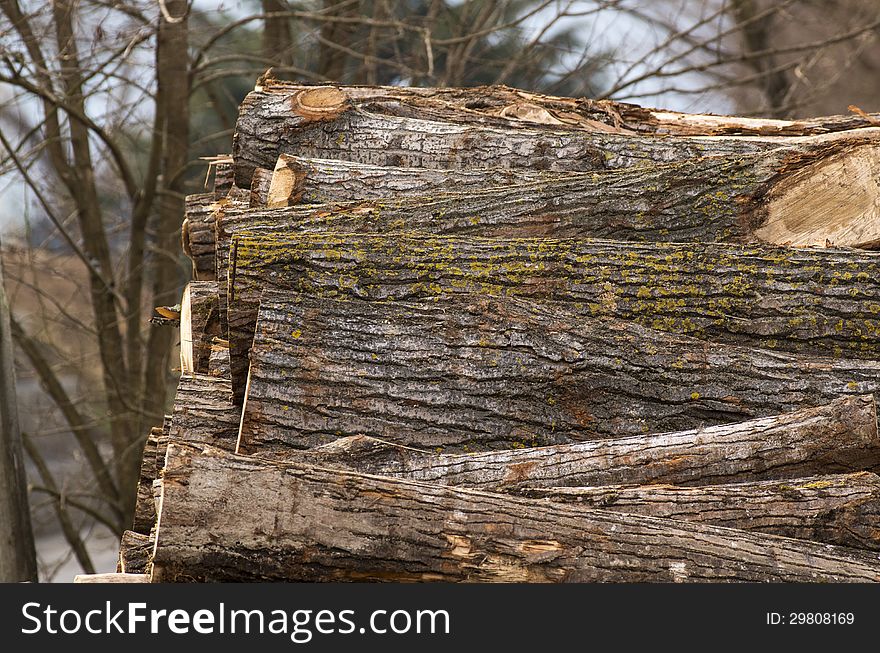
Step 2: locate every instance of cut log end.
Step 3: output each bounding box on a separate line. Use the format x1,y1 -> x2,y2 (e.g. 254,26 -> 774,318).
757,142 -> 880,248
267,154 -> 309,208
290,87 -> 350,121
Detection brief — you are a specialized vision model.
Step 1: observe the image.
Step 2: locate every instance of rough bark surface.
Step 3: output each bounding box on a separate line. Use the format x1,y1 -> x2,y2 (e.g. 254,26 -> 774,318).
132,427 -> 160,534
169,374 -> 240,452
238,294 -> 880,449
249,167 -> 273,208
224,233 -> 880,399
117,530 -> 153,574
151,442 -> 880,583
520,473 -> 880,551
266,154 -> 554,208
232,101 -> 790,187
182,193 -> 221,281
251,80 -> 880,136
245,396 -> 880,486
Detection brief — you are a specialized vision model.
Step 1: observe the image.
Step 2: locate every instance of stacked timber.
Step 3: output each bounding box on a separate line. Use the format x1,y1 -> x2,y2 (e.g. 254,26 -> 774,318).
110,75 -> 880,583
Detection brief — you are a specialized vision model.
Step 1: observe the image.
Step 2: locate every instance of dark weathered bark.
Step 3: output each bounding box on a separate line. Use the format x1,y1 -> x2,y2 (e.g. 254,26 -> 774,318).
249,167 -> 273,208
182,193 -> 220,281
183,192 -> 248,282
169,374 -> 240,452
117,530 -> 152,574
179,282 -> 220,376
208,342 -> 231,378
251,79 -> 880,136
224,232 -> 880,400
244,396 -> 880,484
212,158 -> 234,198
152,442 -> 880,582
265,154 -> 553,208
238,294 -> 880,448
132,427 -> 161,535
520,472 -> 880,551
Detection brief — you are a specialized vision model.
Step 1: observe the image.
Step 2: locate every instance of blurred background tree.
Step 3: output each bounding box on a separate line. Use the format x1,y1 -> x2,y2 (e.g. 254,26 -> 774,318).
0,0 -> 878,580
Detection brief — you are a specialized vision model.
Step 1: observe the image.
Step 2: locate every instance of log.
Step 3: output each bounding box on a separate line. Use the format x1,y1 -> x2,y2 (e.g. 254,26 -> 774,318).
182,193 -> 221,281
238,294 -> 880,448
252,80 -> 880,136
117,530 -> 153,574
74,573 -> 150,583
168,373 -> 240,452
519,473 -> 880,551
224,233 -> 880,399
244,396 -> 880,486
249,166 -> 273,208
151,442 -> 880,582
212,157 -> 234,198
231,100 -> 880,246
131,427 -> 161,534
179,281 -> 220,376
265,154 -> 552,208
208,340 -> 230,378
262,149 -> 880,247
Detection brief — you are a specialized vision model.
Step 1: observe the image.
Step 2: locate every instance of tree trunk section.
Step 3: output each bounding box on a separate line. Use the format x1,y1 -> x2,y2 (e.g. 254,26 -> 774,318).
238,294 -> 880,448
151,442 -> 880,582
265,154 -> 553,207
520,472 -> 880,551
169,374 -> 240,453
243,395 -> 880,486
250,79 -> 880,136
224,232 -> 880,401
117,530 -> 153,574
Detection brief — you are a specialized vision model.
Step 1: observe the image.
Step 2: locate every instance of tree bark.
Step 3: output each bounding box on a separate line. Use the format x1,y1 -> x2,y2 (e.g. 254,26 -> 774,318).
265,154 -> 553,208
520,472 -> 880,551
223,232 -> 880,400
219,130 -> 880,253
250,79 -> 880,136
238,294 -> 880,448
231,99 -> 880,235
169,374 -> 240,452
132,426 -> 161,535
117,530 -> 153,574
151,442 -> 880,582
0,245 -> 37,581
179,282 -> 220,376
243,395 -> 880,485
249,167 -> 273,208
182,193 -> 219,281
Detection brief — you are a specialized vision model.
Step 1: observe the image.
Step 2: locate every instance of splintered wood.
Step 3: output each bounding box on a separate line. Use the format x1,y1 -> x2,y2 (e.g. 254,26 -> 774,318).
120,78 -> 880,584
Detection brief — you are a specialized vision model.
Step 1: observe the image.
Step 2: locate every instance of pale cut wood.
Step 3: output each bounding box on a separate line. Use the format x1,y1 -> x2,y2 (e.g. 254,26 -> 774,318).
238,294 -> 880,449
179,281 -> 220,376
247,396 -> 880,488
520,473 -> 880,551
151,442 -> 880,583
74,573 -> 150,583
224,233 -> 880,402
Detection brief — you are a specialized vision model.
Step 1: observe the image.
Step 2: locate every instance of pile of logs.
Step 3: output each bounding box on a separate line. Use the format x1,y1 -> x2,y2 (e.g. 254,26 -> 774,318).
111,78 -> 880,583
